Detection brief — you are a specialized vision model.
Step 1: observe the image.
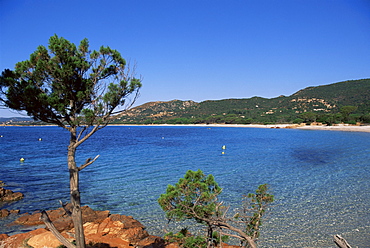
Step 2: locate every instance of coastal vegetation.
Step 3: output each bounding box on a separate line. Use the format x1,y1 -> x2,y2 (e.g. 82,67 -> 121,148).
158,170 -> 274,248
0,35 -> 142,248
113,78 -> 370,125
2,79 -> 369,127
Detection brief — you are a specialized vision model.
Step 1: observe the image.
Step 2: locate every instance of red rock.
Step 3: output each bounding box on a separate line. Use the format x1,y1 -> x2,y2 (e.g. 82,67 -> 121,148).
0,187 -> 24,202
136,235 -> 166,248
0,228 -> 47,248
77,216 -> 149,245
5,205 -> 178,248
80,205 -> 110,223
85,233 -> 130,248
27,230 -> 74,248
14,212 -> 43,226
14,204 -> 110,232
0,209 -> 10,218
0,233 -> 9,240
0,209 -> 20,218
164,243 -> 180,248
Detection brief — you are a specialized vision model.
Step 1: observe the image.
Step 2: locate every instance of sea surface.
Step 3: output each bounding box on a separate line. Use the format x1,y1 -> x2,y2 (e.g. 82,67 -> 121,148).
0,126 -> 369,247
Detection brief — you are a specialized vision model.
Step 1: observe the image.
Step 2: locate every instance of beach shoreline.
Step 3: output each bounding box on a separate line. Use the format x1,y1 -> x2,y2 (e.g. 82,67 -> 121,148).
111,123 -> 370,133
3,123 -> 370,133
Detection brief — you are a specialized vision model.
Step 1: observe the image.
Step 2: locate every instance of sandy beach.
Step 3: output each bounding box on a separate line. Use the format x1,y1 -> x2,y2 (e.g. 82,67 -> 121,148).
140,123 -> 370,133
4,123 -> 370,133
209,123 -> 370,133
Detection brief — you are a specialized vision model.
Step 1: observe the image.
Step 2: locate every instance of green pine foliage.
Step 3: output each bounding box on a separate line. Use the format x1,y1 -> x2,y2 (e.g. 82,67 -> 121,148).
244,184 -> 274,239
158,170 -> 273,247
0,35 -> 141,126
158,169 -> 222,223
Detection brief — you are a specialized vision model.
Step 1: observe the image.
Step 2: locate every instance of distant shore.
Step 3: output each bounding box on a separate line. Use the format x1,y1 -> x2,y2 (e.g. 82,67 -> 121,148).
108,123 -> 370,133
229,123 -> 370,133
3,123 -> 370,133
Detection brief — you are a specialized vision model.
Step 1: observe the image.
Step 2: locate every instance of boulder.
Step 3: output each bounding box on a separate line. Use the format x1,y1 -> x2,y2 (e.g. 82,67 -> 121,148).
0,233 -> 9,240
0,209 -> 20,218
3,205 -> 182,248
14,203 -> 110,232
0,187 -> 24,202
136,235 -> 167,248
3,217 -> 169,248
80,215 -> 149,245
0,228 -> 47,248
27,230 -> 74,248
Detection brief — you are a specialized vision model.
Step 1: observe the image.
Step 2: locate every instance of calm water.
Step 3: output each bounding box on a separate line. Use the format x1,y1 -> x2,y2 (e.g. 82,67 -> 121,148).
0,126 -> 369,247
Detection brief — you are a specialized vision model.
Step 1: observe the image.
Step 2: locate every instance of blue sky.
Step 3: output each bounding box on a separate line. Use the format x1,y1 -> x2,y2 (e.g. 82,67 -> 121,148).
1,0 -> 370,117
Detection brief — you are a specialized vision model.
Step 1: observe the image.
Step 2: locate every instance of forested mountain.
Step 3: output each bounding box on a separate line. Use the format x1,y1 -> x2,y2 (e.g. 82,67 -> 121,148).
2,79 -> 369,125
114,79 -> 370,125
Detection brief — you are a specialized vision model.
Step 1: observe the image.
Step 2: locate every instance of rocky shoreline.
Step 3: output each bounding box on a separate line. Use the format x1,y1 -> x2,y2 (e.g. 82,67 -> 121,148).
0,180 -> 24,216
0,206 -> 237,248
0,180 -> 167,248
0,180 -> 237,248
0,203 -> 172,248
0,181 -> 24,203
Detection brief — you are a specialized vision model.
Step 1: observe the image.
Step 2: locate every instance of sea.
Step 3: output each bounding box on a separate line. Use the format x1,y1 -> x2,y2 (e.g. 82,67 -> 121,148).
0,125 -> 369,247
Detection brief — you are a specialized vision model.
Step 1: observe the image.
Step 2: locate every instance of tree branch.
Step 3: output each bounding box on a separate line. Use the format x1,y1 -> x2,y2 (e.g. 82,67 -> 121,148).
74,124 -> 100,148
59,200 -> 72,216
78,155 -> 100,171
184,205 -> 257,248
40,210 -> 76,248
334,235 -> 353,248
214,220 -> 257,248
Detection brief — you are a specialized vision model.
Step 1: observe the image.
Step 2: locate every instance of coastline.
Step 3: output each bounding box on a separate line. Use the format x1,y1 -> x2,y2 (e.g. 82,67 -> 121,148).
109,123 -> 370,133
213,123 -> 370,133
3,123 -> 370,133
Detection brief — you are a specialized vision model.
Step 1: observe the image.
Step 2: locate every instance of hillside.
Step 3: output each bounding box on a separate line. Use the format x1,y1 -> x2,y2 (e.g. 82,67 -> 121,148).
2,79 -> 369,125
114,79 -> 370,125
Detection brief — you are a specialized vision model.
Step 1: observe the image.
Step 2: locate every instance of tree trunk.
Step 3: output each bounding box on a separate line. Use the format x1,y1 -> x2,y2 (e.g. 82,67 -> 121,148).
215,221 -> 257,248
40,211 -> 75,248
207,225 -> 213,248
68,128 -> 86,248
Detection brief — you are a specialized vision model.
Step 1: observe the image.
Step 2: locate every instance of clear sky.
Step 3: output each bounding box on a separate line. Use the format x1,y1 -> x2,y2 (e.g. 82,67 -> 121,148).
1,0 -> 370,117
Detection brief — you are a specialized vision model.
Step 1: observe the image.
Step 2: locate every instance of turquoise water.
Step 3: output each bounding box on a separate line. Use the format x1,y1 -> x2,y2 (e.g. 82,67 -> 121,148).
0,126 -> 369,247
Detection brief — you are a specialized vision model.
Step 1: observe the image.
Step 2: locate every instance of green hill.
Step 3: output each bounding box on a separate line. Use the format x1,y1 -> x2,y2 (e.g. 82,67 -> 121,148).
114,79 -> 370,125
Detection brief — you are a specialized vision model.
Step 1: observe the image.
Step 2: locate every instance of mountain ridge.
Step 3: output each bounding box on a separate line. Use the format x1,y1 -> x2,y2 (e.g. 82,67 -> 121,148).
2,79 -> 369,125
115,78 -> 370,125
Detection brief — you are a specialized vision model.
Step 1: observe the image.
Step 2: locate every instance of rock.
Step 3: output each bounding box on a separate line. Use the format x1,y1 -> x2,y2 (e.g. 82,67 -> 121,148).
136,235 -> 166,248
0,228 -> 46,248
0,209 -> 20,218
78,215 -> 149,246
5,205 -> 179,248
27,230 -> 74,248
0,187 -> 24,202
14,203 -> 110,232
13,211 -> 43,226
0,233 -> 9,241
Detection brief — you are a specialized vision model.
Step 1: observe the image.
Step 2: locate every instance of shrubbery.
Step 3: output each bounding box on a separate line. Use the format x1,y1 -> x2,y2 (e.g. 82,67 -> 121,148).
158,169 -> 274,248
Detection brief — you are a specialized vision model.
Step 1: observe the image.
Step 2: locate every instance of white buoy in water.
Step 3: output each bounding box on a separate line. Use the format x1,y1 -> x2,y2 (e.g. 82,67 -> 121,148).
20,158 -> 25,162
38,138 -> 42,141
